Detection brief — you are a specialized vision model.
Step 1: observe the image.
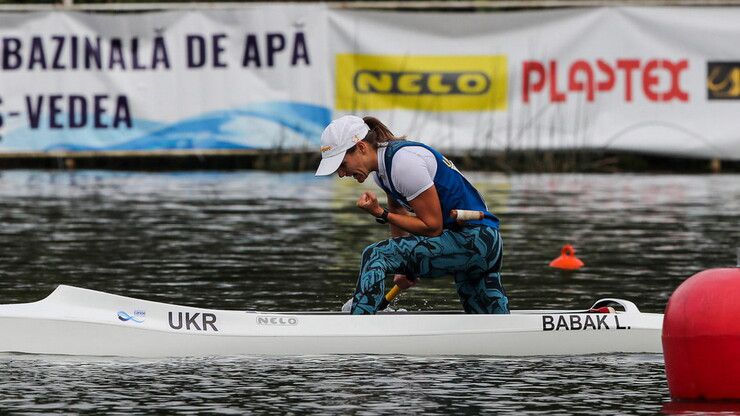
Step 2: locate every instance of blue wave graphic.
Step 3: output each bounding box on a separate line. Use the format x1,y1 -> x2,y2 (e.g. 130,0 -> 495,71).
0,101 -> 331,153
117,311 -> 145,323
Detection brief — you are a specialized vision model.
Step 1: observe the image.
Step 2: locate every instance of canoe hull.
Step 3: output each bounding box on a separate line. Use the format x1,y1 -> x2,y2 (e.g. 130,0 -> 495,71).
0,285 -> 663,357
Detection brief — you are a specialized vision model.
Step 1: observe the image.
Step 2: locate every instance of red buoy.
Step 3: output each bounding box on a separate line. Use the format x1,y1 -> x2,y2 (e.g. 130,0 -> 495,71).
549,244 -> 584,270
663,267 -> 740,400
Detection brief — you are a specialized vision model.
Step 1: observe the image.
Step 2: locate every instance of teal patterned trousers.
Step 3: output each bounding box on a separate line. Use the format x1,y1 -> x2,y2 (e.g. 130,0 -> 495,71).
351,225 -> 508,315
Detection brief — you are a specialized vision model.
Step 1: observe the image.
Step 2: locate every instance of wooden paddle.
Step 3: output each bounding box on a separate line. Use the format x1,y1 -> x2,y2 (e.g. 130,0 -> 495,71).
378,284 -> 402,311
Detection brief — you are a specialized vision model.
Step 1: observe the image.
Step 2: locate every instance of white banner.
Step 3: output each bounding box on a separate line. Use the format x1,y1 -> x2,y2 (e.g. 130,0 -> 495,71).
1,6 -> 739,160
0,6 -> 330,153
330,7 -> 740,160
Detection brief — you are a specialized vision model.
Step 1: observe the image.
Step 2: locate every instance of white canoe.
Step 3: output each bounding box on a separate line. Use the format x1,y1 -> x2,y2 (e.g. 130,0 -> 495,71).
0,285 -> 663,357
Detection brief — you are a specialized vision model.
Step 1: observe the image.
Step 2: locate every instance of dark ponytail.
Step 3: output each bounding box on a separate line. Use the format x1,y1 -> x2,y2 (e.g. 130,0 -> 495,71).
361,116 -> 404,149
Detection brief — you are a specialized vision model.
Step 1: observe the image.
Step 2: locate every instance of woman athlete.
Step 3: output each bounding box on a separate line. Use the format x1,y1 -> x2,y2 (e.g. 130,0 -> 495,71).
316,115 -> 508,315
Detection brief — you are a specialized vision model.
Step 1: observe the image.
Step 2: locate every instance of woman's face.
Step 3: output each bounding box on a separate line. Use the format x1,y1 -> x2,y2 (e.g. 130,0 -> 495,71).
337,142 -> 375,183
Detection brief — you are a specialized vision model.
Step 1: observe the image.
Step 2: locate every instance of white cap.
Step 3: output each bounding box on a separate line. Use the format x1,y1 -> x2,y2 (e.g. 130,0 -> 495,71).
315,115 -> 370,176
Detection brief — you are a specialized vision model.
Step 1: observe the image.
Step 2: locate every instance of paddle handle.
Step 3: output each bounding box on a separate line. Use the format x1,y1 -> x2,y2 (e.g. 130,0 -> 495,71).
450,209 -> 484,221
378,285 -> 402,311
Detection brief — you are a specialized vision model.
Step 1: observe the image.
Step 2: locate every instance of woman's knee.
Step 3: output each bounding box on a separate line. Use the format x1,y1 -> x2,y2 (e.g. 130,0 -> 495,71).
484,229 -> 503,271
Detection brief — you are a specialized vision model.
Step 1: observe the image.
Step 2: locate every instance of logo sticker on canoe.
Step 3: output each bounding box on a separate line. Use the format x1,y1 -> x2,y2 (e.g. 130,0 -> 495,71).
117,309 -> 146,323
168,311 -> 218,332
542,314 -> 630,331
256,315 -> 298,326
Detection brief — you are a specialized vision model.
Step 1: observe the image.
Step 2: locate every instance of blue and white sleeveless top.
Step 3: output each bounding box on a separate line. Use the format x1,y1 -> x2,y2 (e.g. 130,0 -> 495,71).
374,140 -> 499,230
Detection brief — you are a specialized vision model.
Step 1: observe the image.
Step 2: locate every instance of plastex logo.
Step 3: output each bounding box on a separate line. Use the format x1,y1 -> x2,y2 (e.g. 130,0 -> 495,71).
707,62 -> 740,99
523,59 -> 689,103
335,54 -> 508,112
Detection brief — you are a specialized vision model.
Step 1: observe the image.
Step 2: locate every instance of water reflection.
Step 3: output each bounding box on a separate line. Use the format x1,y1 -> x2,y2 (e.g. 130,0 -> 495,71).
0,354 -> 666,414
662,401 -> 740,414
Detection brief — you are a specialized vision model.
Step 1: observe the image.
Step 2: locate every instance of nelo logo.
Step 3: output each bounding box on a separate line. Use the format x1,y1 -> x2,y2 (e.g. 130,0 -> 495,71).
523,59 -> 689,103
353,70 -> 490,95
336,54 -> 508,112
256,316 -> 298,326
168,311 -> 219,332
707,62 -> 740,100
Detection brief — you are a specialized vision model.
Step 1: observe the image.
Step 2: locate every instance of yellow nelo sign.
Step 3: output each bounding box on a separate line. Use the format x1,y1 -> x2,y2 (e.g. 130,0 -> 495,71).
335,54 -> 508,112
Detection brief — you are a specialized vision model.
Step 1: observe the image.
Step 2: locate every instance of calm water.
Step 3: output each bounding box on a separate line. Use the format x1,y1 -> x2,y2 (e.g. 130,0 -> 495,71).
0,170 -> 738,414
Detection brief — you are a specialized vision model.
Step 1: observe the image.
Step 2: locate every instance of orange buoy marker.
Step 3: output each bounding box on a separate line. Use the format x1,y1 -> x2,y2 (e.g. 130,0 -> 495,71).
663,267 -> 740,400
549,244 -> 584,270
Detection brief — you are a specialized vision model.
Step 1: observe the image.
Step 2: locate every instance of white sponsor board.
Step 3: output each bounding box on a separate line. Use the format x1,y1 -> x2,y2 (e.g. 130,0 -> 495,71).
0,6 -> 330,153
1,6 -> 739,160
330,7 -> 740,160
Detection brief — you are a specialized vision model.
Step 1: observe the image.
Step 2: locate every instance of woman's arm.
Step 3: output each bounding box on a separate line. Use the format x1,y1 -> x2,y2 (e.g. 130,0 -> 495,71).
357,186 -> 443,237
